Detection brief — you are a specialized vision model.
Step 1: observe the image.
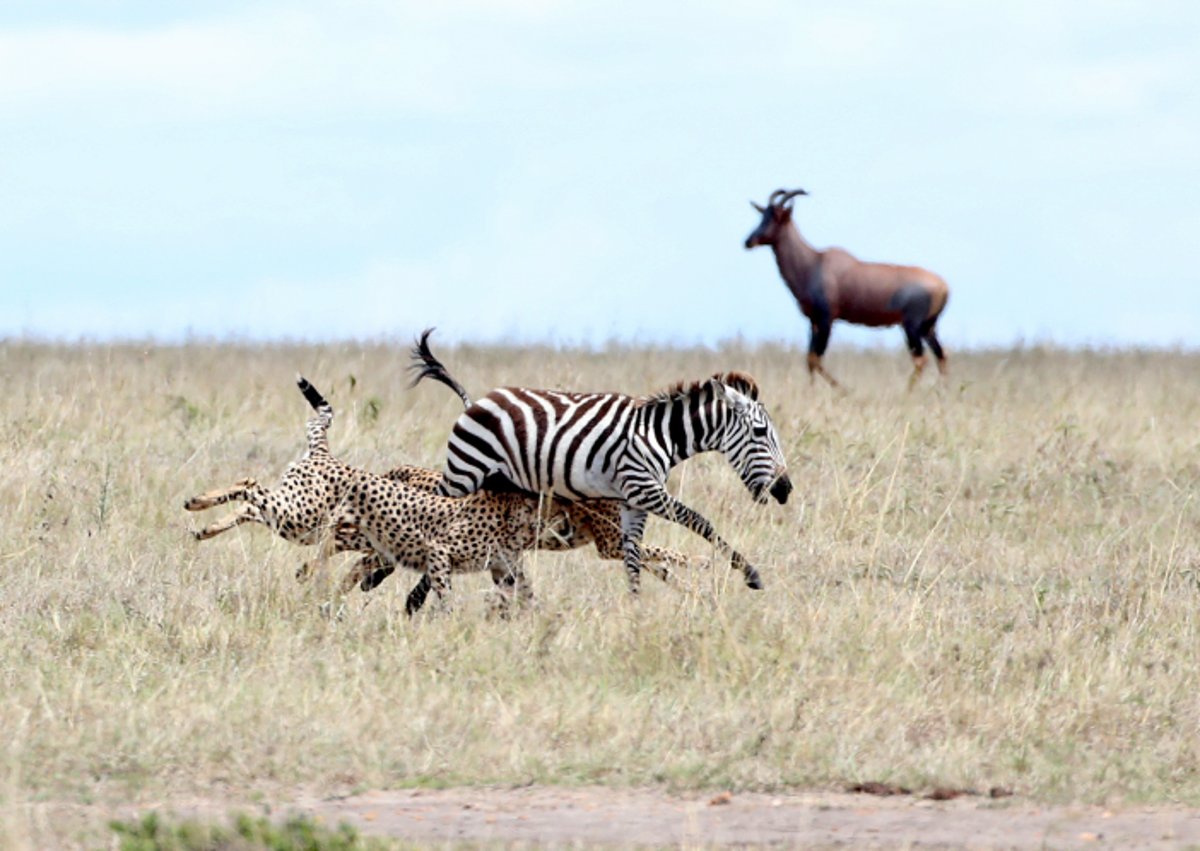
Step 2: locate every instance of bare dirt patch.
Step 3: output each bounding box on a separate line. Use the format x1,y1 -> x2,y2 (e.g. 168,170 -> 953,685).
26,786 -> 1200,849
294,786 -> 1200,848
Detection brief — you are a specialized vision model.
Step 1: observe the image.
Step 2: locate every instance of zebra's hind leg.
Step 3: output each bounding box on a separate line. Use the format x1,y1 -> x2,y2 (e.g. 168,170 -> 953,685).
618,505 -> 649,593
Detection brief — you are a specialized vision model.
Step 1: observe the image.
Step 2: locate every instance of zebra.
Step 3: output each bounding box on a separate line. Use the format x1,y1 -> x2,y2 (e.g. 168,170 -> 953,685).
412,331 -> 793,591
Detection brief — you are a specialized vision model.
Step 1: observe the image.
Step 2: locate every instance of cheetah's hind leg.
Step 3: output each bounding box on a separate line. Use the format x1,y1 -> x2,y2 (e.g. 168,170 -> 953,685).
340,552 -> 396,594
405,572 -> 453,616
488,558 -> 533,619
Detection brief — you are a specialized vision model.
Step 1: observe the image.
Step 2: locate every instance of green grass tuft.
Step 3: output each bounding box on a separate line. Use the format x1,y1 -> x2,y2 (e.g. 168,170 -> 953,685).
108,811 -> 394,851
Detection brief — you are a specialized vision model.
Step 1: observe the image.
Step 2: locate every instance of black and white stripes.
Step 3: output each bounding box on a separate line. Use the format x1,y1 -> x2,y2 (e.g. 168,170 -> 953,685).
432,369 -> 792,590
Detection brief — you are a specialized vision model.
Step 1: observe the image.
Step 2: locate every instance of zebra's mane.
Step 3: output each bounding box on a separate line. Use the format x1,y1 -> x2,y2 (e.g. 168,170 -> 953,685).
640,370 -> 760,406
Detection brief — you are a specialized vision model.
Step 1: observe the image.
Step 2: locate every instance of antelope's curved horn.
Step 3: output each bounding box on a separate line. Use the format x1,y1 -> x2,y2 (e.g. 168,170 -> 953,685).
767,189 -> 788,207
777,188 -> 809,205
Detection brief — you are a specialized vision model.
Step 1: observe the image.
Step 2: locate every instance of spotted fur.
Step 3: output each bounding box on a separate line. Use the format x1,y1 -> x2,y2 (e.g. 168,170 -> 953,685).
184,376 -> 685,614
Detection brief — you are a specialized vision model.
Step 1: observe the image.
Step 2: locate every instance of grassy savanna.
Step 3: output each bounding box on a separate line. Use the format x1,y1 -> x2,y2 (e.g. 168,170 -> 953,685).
1,341 -> 1198,842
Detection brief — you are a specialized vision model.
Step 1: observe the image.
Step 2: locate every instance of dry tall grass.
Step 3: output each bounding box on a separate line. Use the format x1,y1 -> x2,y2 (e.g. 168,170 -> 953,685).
1,341 -> 1198,831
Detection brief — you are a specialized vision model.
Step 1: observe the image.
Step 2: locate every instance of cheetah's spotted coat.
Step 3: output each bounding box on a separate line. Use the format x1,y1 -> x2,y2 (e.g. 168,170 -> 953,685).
184,377 -> 685,613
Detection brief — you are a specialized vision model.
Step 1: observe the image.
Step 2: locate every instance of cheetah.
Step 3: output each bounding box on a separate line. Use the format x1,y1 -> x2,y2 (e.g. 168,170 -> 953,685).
185,376 -> 685,614
344,465 -> 689,602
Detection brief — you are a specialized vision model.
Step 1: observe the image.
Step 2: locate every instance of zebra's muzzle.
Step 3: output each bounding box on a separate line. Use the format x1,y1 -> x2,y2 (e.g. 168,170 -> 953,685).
769,475 -> 792,505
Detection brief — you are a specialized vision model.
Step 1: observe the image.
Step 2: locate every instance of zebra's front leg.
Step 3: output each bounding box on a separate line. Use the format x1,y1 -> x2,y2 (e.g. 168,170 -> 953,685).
631,490 -> 763,589
618,504 -> 649,593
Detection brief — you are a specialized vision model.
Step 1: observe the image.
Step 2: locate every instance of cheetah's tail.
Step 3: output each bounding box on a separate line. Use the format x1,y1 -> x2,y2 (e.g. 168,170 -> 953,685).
296,375 -> 331,412
296,374 -> 334,453
407,327 -> 473,410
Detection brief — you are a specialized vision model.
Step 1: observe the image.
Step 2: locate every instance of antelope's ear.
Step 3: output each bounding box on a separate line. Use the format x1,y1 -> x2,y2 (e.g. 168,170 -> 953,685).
750,201 -> 766,213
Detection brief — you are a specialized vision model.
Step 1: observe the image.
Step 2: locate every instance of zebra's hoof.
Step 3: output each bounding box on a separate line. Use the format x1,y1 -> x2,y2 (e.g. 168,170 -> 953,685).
744,569 -> 764,590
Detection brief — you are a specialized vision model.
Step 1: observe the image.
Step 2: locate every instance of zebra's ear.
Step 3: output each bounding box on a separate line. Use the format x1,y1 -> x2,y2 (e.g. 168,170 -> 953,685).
707,377 -> 750,413
706,377 -> 732,405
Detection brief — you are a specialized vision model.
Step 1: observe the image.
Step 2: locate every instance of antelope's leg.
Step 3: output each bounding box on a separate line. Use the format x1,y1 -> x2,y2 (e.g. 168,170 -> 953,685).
908,355 -> 929,390
808,354 -> 842,390
808,316 -> 841,389
922,321 -> 948,376
903,320 -> 929,391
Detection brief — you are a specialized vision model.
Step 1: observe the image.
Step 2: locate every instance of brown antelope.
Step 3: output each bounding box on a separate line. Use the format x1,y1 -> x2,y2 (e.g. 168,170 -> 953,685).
744,188 -> 950,389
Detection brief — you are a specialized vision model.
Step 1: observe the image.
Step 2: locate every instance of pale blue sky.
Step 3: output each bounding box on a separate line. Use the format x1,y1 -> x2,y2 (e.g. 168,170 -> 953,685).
2,1 -> 1197,348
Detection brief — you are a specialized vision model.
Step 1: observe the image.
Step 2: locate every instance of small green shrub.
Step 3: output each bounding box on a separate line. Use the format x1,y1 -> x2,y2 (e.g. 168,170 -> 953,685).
108,811 -> 395,851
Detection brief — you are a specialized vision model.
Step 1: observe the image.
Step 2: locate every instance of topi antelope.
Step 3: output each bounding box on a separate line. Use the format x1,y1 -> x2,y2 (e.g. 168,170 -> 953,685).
744,188 -> 950,389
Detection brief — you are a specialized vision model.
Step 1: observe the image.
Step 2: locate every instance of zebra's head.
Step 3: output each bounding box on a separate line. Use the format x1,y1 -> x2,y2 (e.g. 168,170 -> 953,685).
708,374 -> 792,505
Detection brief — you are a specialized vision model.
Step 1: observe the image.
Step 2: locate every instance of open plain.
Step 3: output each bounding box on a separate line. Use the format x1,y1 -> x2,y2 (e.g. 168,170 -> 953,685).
1,341 -> 1198,848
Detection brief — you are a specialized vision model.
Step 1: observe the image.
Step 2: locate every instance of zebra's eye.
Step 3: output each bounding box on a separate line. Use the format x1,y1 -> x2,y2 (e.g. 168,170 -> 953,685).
752,424 -> 769,439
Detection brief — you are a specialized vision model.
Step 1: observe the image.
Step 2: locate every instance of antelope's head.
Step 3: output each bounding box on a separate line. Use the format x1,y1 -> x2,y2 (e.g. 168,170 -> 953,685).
744,188 -> 808,249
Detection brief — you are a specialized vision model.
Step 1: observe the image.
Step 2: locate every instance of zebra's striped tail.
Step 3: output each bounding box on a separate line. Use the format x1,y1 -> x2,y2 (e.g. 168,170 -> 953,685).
408,327 -> 473,409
